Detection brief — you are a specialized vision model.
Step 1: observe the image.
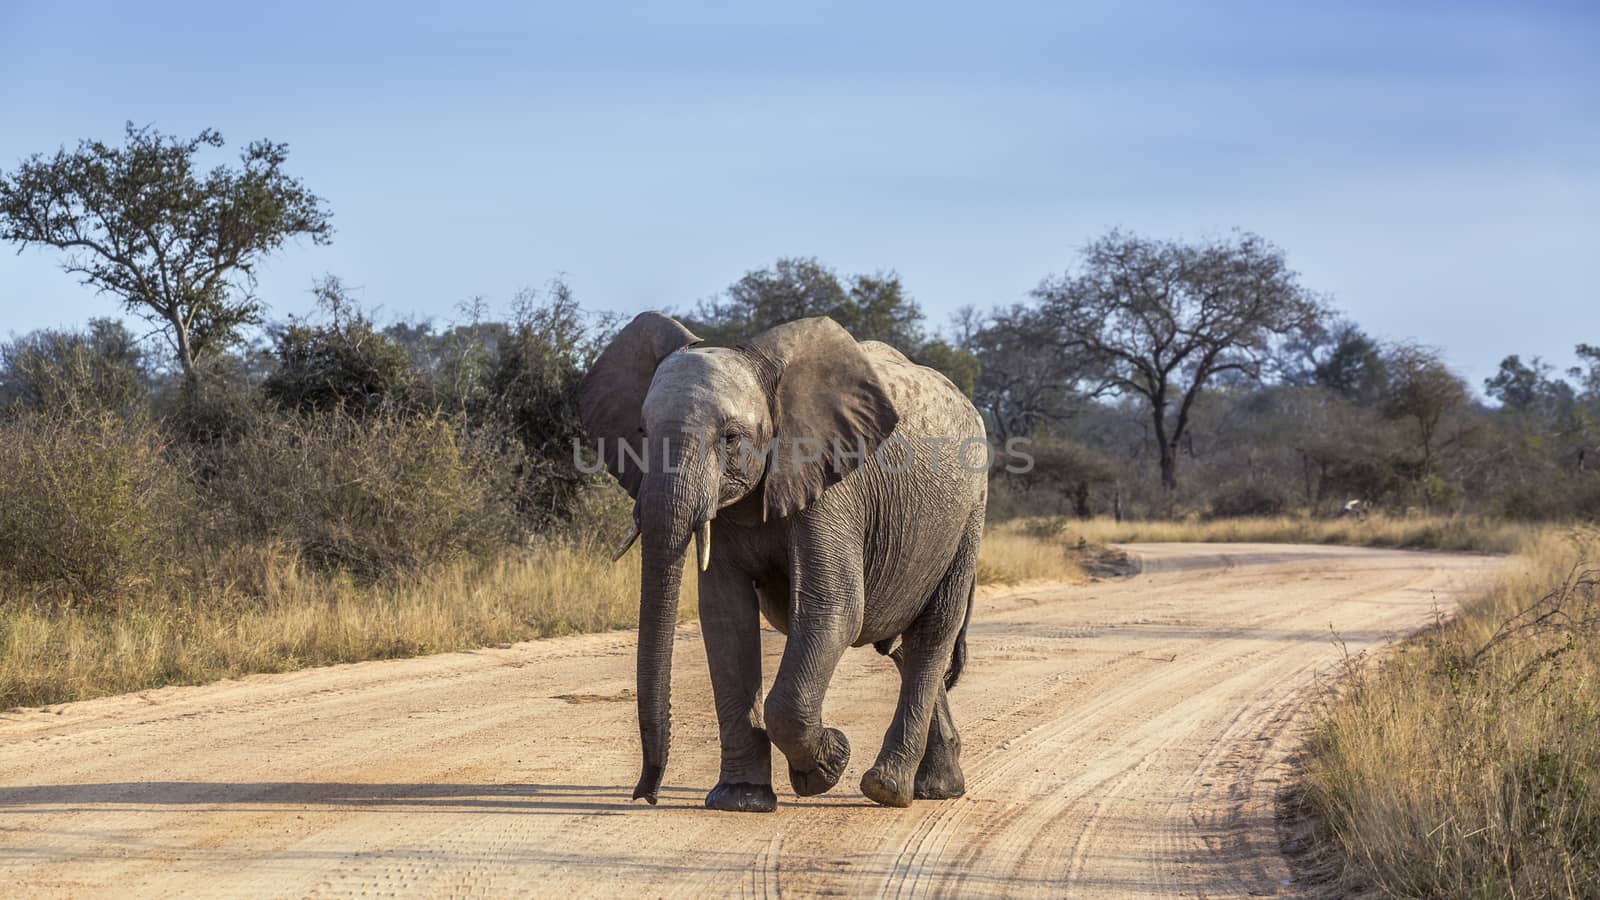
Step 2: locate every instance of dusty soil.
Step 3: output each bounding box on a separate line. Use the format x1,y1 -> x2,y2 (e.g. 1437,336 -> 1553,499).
0,544 -> 1501,898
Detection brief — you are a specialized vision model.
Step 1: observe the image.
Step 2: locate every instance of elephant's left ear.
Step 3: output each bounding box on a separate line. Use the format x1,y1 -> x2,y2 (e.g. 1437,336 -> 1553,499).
738,317 -> 899,520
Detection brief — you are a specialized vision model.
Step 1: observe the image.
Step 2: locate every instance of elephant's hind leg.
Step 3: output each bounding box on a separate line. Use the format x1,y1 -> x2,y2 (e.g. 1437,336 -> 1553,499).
886,645 -> 966,800
861,629 -> 959,808
889,643 -> 960,797
862,518 -> 979,808
913,687 -> 965,799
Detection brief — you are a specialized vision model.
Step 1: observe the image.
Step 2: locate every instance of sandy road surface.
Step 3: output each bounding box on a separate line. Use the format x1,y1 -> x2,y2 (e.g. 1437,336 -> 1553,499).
0,544 -> 1501,898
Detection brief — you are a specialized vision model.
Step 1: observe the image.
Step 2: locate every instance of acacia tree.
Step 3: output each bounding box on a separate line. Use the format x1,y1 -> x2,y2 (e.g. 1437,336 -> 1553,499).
1034,230 -> 1324,491
1572,344 -> 1600,470
1572,343 -> 1600,398
1382,342 -> 1467,478
0,123 -> 332,389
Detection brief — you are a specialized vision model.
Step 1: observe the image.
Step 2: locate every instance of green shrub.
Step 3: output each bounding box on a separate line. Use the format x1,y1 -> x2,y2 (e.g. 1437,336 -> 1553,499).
205,411 -> 517,580
261,277 -> 424,417
0,410 -> 188,600
480,283 -> 602,529
1001,437 -> 1120,518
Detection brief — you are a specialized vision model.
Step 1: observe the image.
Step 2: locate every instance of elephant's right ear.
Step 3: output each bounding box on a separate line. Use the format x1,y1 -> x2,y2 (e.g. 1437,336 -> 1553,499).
579,312 -> 702,498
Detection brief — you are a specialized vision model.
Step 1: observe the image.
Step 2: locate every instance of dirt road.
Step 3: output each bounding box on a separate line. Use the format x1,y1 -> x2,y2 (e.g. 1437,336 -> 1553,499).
0,544 -> 1500,898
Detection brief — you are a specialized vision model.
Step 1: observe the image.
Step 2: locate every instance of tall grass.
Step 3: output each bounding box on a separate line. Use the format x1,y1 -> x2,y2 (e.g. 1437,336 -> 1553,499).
1005,514 -> 1539,555
1297,528 -> 1600,896
0,522 -> 1077,709
0,542 -> 698,708
977,518 -> 1091,586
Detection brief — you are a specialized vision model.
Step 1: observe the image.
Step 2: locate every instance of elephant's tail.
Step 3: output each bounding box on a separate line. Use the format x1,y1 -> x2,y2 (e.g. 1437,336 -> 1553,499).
945,576 -> 975,691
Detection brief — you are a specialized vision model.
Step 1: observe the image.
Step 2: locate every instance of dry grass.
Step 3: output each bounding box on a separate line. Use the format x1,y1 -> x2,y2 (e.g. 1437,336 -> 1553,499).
976,520 -> 1090,587
1297,527 -> 1600,896
0,542 -> 699,709
0,521 -> 1085,709
1004,513 -> 1540,555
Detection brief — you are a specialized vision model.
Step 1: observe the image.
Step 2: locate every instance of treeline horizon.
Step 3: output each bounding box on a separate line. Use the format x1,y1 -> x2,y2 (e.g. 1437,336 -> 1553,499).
0,123 -> 1595,606
5,247 -> 1597,524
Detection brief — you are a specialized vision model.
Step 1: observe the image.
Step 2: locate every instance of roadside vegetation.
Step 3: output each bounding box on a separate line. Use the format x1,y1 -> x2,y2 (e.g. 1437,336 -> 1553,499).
0,267 -> 1074,709
0,542 -> 670,708
0,506 -> 1079,708
974,519 -> 1091,587
1001,513 -> 1541,556
1297,527 -> 1599,896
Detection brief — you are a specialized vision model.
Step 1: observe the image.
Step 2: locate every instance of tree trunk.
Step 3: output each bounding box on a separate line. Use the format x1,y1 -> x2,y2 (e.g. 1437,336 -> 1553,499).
1152,398 -> 1178,493
1158,441 -> 1179,492
1072,480 -> 1091,519
170,316 -> 200,393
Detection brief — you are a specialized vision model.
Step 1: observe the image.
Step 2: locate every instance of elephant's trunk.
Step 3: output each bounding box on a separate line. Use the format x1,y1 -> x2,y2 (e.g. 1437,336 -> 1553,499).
632,446 -> 712,804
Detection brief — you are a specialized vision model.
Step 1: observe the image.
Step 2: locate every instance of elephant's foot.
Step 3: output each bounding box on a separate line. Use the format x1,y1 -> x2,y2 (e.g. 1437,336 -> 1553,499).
786,727 -> 850,797
913,764 -> 965,800
705,781 -> 777,813
860,765 -> 913,808
914,737 -> 965,800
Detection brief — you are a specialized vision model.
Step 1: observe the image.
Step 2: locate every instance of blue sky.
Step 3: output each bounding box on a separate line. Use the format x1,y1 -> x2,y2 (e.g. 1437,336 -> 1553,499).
2,1 -> 1595,388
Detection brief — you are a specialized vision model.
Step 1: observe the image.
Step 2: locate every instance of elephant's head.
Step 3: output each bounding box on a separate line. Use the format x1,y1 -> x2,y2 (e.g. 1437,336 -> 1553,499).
578,312 -> 898,803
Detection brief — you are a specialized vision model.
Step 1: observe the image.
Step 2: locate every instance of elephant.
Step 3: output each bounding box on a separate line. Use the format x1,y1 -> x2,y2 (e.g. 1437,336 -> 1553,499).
578,312 -> 988,812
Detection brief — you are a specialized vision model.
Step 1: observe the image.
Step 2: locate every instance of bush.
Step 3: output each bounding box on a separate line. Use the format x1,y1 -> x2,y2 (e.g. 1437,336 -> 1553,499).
1493,470 -> 1600,522
1208,480 -> 1287,518
261,277 -> 424,417
557,480 -> 635,555
481,282 -> 606,529
205,411 -> 518,580
159,355 -> 266,445
0,410 -> 188,600
0,318 -> 148,415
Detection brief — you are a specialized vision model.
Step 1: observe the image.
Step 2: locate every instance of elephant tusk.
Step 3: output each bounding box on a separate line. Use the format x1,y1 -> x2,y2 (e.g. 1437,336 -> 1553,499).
696,519 -> 712,572
611,521 -> 640,562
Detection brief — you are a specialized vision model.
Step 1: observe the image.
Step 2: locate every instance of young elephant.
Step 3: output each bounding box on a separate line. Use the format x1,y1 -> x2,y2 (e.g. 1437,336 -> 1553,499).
579,313 -> 987,811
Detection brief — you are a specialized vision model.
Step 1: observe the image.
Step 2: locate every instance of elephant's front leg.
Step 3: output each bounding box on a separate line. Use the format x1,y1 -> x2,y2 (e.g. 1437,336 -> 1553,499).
765,555 -> 862,798
698,562 -> 776,813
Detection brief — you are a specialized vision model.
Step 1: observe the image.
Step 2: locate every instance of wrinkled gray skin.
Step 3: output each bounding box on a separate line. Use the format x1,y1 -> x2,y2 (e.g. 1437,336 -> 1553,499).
579,313 -> 987,812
